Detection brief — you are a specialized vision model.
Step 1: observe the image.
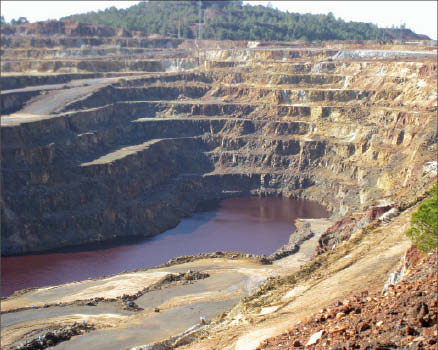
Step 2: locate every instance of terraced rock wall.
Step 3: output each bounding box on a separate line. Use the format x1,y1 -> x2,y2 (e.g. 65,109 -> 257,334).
1,33 -> 436,255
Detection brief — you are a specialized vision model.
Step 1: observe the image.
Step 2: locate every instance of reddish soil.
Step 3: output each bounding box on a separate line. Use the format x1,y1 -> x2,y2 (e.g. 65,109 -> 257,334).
257,249 -> 437,350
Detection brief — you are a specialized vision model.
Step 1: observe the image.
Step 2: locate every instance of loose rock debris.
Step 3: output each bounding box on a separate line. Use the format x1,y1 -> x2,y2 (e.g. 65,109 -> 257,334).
257,251 -> 437,350
15,322 -> 94,350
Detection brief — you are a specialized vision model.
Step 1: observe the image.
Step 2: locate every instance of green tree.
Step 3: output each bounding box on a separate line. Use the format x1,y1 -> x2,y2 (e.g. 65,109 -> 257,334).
406,183 -> 438,253
60,1 -> 405,41
11,17 -> 29,25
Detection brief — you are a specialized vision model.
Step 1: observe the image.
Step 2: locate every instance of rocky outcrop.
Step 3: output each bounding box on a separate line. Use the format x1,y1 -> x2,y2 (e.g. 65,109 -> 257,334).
16,322 -> 94,350
269,220 -> 314,260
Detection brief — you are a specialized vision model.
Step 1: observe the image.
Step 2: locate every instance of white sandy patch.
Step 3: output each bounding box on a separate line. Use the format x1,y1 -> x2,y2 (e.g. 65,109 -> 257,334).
282,284 -> 308,301
59,271 -> 169,302
158,290 -> 239,310
259,305 -> 279,315
235,326 -> 285,350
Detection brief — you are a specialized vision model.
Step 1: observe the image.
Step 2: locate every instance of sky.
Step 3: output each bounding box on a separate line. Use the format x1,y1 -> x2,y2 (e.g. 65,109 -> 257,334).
1,1 -> 437,40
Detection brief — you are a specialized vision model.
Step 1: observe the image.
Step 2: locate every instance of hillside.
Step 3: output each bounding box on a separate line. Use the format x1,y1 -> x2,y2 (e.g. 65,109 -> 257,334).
382,27 -> 431,41
59,0 -> 429,42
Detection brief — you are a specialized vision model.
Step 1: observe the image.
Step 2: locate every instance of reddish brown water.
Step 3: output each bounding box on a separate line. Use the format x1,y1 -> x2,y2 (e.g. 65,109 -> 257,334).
1,197 -> 328,297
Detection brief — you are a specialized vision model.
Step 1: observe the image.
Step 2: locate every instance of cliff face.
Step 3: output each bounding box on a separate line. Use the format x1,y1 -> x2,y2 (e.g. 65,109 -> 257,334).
1,28 -> 437,255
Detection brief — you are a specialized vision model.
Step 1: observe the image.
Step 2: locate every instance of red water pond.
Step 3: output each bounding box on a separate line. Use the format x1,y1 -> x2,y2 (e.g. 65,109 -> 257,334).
1,197 -> 328,297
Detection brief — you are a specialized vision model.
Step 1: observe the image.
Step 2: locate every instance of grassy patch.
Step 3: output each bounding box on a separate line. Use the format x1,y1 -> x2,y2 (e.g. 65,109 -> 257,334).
406,182 -> 437,253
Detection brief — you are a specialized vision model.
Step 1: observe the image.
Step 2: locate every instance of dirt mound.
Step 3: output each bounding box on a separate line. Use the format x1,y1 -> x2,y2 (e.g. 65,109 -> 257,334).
257,249 -> 437,350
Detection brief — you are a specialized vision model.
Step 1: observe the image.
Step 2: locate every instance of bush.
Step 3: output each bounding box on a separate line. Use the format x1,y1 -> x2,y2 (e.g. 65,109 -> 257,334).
406,183 -> 438,253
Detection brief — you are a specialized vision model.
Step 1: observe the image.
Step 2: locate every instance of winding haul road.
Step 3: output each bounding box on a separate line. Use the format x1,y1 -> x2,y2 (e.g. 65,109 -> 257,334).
0,219 -> 332,350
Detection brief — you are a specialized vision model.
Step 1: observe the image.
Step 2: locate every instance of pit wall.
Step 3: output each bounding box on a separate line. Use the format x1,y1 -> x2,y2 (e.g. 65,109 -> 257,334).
2,100 -> 436,256
1,72 -> 102,90
0,57 -> 199,74
0,47 -> 191,59
1,90 -> 41,115
1,111 -> 315,255
1,50 -> 436,256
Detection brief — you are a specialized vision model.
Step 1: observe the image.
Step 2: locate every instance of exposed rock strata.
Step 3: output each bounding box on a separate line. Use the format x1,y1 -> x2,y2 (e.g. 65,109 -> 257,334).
1,30 -> 437,258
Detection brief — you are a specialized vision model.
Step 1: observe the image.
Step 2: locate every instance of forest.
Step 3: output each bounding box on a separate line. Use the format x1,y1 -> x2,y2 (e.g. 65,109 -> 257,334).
60,0 -> 389,41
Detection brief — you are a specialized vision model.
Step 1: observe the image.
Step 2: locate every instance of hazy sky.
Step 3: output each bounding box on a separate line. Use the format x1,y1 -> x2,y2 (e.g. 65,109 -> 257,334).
1,1 -> 437,39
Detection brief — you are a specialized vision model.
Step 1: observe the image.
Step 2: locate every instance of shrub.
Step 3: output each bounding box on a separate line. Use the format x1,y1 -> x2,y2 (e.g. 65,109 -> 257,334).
406,183 -> 438,253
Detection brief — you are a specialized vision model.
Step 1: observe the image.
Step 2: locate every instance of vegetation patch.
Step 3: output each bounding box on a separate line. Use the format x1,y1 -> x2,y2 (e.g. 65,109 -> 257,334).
61,1 -> 391,41
406,183 -> 438,253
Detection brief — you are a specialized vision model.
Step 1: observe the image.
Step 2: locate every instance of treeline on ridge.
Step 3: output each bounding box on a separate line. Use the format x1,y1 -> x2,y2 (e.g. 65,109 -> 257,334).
60,0 -> 390,41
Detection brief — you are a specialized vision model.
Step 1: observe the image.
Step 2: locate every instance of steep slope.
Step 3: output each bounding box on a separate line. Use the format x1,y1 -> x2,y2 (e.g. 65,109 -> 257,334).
257,250 -> 437,349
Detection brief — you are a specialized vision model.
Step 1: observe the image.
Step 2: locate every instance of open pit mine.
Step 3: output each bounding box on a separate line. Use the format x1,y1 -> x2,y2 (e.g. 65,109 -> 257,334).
1,21 -> 437,350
